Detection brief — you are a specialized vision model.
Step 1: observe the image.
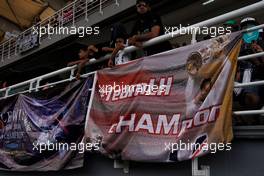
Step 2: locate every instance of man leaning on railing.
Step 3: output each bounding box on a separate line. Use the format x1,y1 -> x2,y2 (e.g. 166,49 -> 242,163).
128,0 -> 172,59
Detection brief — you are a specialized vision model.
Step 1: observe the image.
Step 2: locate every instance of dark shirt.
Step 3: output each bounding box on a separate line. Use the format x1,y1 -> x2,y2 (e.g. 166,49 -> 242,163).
89,47 -> 106,60
131,12 -> 172,57
239,34 -> 264,81
87,47 -> 109,71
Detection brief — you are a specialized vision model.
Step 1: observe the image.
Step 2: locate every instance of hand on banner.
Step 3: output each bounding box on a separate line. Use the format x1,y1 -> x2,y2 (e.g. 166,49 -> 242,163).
251,41 -> 263,53
76,73 -> 81,80
251,41 -> 264,65
108,59 -> 114,67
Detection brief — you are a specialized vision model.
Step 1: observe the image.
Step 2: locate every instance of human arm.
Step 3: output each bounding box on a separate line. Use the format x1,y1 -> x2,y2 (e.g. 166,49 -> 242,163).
67,60 -> 83,66
102,47 -> 115,53
108,44 -> 125,67
76,58 -> 90,79
251,41 -> 264,64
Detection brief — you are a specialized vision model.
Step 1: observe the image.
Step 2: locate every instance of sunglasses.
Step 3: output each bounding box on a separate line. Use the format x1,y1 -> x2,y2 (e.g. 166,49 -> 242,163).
115,40 -> 124,44
136,3 -> 147,8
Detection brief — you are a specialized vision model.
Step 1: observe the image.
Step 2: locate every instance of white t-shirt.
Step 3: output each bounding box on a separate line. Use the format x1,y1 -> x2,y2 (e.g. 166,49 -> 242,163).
114,41 -> 130,65
115,50 -> 130,65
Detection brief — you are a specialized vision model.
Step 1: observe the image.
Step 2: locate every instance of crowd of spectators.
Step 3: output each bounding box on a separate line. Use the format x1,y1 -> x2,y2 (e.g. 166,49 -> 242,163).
65,0 -> 264,125
1,0 -> 264,126
68,0 -> 172,77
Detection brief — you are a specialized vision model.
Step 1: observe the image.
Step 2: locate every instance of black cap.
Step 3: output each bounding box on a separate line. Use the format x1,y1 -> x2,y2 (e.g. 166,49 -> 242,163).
240,17 -> 259,29
110,23 -> 128,47
136,0 -> 150,5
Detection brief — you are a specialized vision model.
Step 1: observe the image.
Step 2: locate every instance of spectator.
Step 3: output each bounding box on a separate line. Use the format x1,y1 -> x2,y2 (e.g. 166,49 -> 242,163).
87,45 -> 107,60
58,0 -> 74,25
107,24 -> 130,67
234,17 -> 264,125
108,36 -> 130,67
128,0 -> 172,58
223,20 -> 239,32
67,46 -> 89,79
69,45 -> 110,79
32,16 -> 41,26
101,23 -> 130,57
109,23 -> 128,48
68,46 -> 89,66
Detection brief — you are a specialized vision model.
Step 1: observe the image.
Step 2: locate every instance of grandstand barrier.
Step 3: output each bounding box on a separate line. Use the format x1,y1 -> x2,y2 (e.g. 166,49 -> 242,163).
0,5 -> 264,122
0,1 -> 264,112
1,1 -> 264,175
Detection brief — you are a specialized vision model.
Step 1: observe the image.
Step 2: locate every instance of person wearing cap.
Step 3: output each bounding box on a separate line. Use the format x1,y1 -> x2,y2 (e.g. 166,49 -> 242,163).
240,17 -> 264,61
223,20 -> 239,32
128,0 -> 172,58
234,17 -> 264,125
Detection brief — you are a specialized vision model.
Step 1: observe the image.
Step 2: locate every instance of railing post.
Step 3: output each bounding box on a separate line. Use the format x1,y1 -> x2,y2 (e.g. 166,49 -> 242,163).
114,160 -> 129,174
38,23 -> 42,45
1,43 -> 4,62
35,79 -> 42,92
115,0 -> 119,6
191,28 -> 197,44
85,0 -> 89,21
29,81 -> 34,93
48,18 -> 51,39
5,88 -> 10,98
99,0 -> 103,15
70,67 -> 75,81
85,0 -> 94,22
62,9 -> 65,27
8,40 -> 11,59
192,158 -> 210,176
60,10 -> 64,27
15,38 -> 18,55
72,0 -> 76,27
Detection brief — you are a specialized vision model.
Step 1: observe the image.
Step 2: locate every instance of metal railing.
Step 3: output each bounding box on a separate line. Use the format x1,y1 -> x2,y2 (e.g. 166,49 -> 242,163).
0,0 -> 118,63
1,1 -> 264,117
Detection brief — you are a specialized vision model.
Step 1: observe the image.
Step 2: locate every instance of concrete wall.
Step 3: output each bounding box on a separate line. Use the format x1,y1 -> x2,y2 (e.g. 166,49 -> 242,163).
0,138 -> 263,176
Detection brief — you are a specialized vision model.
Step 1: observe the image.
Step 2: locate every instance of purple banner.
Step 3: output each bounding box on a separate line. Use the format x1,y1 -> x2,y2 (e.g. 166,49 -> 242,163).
0,78 -> 93,171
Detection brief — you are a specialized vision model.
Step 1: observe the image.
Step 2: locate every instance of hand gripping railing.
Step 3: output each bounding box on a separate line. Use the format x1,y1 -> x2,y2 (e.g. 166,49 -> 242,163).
0,0 -> 118,63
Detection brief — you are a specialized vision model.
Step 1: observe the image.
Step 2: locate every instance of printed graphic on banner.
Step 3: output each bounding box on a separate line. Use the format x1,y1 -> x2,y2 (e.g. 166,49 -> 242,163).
86,33 -> 242,162
0,78 -> 93,171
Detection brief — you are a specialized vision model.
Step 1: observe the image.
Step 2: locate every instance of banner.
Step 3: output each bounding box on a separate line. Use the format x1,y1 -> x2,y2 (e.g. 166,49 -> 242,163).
86,33 -> 242,162
0,78 -> 93,171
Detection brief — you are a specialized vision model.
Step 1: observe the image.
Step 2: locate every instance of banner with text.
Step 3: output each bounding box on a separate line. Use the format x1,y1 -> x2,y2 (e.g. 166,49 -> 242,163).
86,33 -> 241,162
0,78 -> 93,171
